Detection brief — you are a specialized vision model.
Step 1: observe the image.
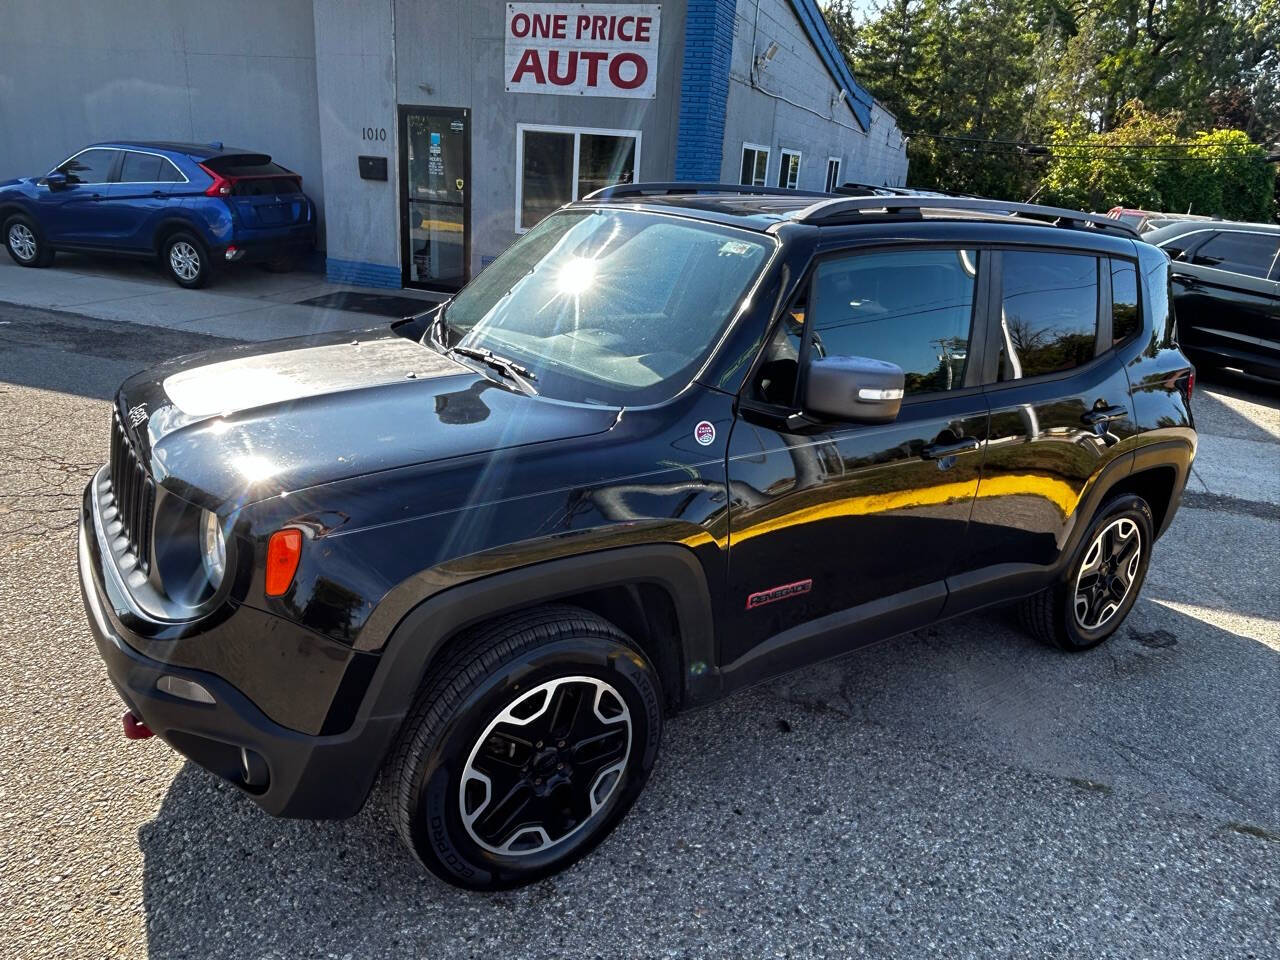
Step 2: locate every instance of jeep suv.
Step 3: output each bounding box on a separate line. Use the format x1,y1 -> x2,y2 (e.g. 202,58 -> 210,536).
78,186 -> 1197,889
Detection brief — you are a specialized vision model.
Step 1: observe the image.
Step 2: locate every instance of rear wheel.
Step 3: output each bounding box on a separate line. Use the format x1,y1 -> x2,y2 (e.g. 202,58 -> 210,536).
387,605 -> 663,890
1019,494 -> 1154,651
161,232 -> 210,288
5,214 -> 53,267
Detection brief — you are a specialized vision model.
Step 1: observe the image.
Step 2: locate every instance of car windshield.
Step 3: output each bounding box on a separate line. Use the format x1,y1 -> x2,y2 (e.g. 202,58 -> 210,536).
441,209 -> 773,406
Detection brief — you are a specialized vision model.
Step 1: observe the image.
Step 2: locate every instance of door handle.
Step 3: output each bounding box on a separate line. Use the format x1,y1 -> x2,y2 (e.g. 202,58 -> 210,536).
920,437 -> 979,460
1081,404 -> 1127,426
151,190 -> 165,198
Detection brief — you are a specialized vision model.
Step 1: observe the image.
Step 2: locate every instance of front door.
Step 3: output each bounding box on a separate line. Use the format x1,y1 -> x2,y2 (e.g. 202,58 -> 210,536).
400,106 -> 470,292
722,246 -> 991,679
38,147 -> 121,246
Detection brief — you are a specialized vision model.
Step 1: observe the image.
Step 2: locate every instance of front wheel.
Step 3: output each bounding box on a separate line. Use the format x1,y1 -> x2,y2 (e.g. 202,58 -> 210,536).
161,232 -> 210,288
1019,494 -> 1155,651
387,605 -> 663,889
5,214 -> 53,267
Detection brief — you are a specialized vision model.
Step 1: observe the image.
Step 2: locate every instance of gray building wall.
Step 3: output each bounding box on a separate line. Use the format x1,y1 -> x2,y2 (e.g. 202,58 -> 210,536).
719,0 -> 907,189
390,0 -> 688,274
312,0 -> 398,272
0,0 -> 325,218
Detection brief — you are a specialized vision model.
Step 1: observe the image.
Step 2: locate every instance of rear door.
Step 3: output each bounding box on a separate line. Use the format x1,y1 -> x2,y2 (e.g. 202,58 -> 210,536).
722,245 -> 990,677
36,147 -> 120,245
954,248 -> 1136,597
1176,230 -> 1280,369
97,150 -> 186,250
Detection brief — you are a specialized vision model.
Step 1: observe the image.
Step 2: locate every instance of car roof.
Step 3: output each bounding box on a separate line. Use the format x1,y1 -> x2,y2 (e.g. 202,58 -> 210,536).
1144,220 -> 1280,245
90,140 -> 262,161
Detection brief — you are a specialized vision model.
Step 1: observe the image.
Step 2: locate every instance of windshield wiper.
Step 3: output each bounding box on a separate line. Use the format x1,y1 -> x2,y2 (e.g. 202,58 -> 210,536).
450,345 -> 539,395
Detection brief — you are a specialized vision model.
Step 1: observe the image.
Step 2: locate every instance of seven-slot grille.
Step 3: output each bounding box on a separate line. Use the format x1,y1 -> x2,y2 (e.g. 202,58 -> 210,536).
108,410 -> 156,573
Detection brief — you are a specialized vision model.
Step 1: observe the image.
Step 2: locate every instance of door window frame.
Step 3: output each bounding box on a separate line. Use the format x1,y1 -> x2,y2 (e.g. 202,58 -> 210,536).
399,104 -> 471,293
824,157 -> 841,193
117,150 -> 189,185
740,142 -> 770,187
514,123 -> 642,235
980,246 -> 1116,392
738,242 -> 993,421
52,147 -> 123,185
777,149 -> 802,190
1184,229 -> 1280,280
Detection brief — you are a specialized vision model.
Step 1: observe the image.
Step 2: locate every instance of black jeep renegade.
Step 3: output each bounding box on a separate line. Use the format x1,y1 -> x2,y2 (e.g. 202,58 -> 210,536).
79,186 -> 1197,889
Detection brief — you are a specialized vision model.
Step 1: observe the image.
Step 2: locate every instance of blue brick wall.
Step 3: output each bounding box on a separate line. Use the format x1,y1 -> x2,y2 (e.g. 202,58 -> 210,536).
675,0 -> 737,181
324,257 -> 401,289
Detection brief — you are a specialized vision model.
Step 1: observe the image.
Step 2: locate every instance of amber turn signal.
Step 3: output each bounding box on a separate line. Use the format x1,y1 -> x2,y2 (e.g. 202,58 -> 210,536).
265,528 -> 303,597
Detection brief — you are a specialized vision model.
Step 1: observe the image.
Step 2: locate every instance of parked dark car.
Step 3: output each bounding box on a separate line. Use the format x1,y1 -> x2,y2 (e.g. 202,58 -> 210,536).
78,186 -> 1196,890
1,140 -> 316,287
1144,220 -> 1280,381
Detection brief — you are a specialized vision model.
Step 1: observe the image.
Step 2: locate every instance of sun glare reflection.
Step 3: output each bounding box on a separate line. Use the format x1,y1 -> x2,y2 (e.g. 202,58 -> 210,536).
557,257 -> 597,296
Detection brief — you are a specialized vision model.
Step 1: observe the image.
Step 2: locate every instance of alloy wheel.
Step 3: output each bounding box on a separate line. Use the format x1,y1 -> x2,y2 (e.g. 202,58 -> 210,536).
8,223 -> 37,262
459,675 -> 632,856
1074,517 -> 1142,630
169,241 -> 200,281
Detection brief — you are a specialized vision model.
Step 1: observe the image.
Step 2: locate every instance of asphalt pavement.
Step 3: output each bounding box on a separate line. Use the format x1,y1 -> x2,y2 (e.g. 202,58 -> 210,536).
0,302 -> 1276,959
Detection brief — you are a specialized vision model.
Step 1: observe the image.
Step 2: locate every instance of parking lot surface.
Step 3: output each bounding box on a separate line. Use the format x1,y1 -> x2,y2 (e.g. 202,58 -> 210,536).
0,303 -> 1276,959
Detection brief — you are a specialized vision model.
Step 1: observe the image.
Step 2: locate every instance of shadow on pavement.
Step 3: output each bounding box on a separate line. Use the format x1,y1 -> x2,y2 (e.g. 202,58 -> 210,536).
136,600 -> 1280,958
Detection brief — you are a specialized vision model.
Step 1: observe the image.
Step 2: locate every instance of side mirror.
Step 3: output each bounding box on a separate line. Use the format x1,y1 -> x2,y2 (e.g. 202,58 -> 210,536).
803,355 -> 905,424
44,171 -> 68,190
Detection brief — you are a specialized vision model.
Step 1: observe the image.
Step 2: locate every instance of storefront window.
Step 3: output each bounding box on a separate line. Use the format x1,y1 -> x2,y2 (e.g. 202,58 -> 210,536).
825,157 -> 842,192
516,125 -> 640,232
740,144 -> 769,186
778,149 -> 801,189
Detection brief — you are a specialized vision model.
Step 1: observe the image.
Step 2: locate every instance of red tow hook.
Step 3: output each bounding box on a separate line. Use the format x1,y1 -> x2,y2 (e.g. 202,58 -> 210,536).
122,711 -> 154,740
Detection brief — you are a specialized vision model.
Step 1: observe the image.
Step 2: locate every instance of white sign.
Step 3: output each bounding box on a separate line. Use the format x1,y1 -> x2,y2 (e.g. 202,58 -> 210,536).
505,3 -> 661,99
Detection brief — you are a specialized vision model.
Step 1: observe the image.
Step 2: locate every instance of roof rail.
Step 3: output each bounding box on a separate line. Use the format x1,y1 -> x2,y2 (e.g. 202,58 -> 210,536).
585,181 -> 831,201
792,195 -> 1139,237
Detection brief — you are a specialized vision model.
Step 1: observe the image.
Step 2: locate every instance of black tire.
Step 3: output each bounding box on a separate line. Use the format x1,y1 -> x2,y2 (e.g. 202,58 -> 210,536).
387,604 -> 663,890
4,213 -> 54,267
1019,493 -> 1155,651
161,231 -> 211,288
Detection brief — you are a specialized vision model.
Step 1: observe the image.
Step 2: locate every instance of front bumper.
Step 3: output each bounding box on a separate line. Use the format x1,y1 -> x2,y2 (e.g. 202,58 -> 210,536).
77,476 -> 400,818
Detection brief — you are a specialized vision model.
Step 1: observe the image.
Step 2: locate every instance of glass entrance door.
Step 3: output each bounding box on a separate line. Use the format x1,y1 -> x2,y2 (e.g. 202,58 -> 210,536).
400,106 -> 469,291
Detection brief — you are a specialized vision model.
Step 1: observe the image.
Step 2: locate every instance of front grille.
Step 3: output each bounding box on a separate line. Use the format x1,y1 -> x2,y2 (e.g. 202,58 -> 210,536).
108,410 -> 156,573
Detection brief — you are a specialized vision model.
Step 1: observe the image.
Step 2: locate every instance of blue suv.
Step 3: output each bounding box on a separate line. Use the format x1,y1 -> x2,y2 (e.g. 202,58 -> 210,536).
1,141 -> 316,288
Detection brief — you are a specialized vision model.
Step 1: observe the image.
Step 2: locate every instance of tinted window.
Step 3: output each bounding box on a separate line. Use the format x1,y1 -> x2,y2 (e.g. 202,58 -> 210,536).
119,151 -> 182,183
1190,231 -> 1279,279
1111,260 -> 1140,345
59,148 -> 116,184
808,248 -> 979,396
1000,251 -> 1098,379
201,154 -> 286,176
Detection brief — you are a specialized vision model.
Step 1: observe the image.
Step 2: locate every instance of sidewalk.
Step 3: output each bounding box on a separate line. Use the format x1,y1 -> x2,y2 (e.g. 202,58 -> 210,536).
0,252 -> 445,342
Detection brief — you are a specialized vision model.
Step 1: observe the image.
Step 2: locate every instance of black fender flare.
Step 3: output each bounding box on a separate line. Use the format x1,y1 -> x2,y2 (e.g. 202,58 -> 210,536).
357,544 -> 718,727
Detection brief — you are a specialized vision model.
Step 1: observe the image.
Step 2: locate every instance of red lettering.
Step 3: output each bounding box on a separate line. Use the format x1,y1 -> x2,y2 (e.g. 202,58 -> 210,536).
547,50 -> 577,86
511,48 -> 545,85
579,50 -> 607,86
530,13 -> 554,38
635,16 -> 651,42
510,12 -> 530,38
575,14 -> 590,39
617,15 -> 635,42
552,13 -> 567,39
609,52 -> 647,90
591,15 -> 607,39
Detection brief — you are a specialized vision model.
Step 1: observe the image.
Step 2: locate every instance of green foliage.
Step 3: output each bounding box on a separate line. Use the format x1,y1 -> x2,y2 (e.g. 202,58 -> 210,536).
1041,106 -> 1275,219
824,0 -> 1280,219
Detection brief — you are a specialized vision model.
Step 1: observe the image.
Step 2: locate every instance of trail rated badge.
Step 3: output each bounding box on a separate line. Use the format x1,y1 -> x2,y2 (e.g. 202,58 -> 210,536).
694,421 -> 715,446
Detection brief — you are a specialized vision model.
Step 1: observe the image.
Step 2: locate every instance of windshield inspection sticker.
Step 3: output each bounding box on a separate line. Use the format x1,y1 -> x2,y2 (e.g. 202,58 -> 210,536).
694,421 -> 716,446
718,240 -> 754,257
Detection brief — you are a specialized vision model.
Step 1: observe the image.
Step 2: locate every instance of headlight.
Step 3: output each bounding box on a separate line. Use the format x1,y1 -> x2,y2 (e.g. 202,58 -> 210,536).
200,509 -> 226,589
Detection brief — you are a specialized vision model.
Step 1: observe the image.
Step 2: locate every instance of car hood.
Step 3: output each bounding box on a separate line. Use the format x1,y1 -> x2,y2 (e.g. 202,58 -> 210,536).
116,329 -> 619,509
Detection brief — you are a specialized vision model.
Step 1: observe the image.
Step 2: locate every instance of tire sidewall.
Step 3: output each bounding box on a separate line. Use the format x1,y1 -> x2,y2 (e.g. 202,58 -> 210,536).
5,214 -> 46,266
406,637 -> 662,889
1060,494 -> 1154,650
163,232 -> 209,288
